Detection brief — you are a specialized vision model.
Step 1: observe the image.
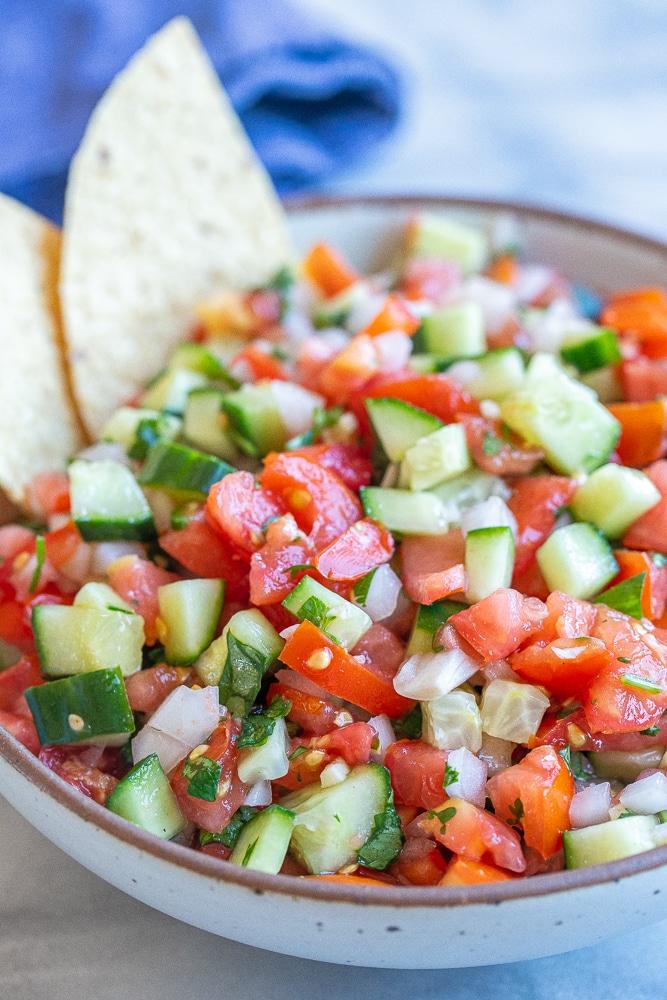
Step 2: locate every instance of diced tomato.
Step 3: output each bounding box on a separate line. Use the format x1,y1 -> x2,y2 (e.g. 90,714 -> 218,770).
249,515 -> 314,605
0,599 -> 35,653
602,287 -> 667,353
533,706 -> 667,753
29,471 -> 71,517
38,745 -> 120,804
622,460 -> 667,552
159,508 -> 250,601
278,620 -> 415,718
314,518 -> 394,582
106,554 -> 180,645
43,521 -> 84,570
268,680 -> 342,736
508,475 -> 577,577
302,242 -> 359,298
260,453 -> 361,551
607,400 -> 667,468
456,413 -> 544,477
0,655 -> 43,713
620,358 -> 667,403
389,837 -> 448,885
350,622 -> 406,677
420,796 -> 526,873
398,257 -> 461,303
0,709 -> 40,755
510,637 -> 613,699
124,664 -> 192,714
528,590 -> 600,646
361,371 -> 480,423
318,334 -> 383,404
284,442 -> 373,492
484,252 -> 519,286
487,746 -> 574,859
384,740 -> 450,810
438,856 -> 517,886
400,530 -> 466,605
450,589 -> 548,662
583,612 -> 667,732
0,525 -> 37,561
278,722 -> 376,790
230,344 -> 288,381
359,294 -> 421,338
171,717 -> 248,833
206,470 -> 286,555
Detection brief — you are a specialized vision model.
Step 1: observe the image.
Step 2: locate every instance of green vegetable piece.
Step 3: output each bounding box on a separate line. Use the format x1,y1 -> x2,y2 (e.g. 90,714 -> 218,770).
356,800 -> 404,870
182,755 -> 222,801
238,696 -> 292,750
25,667 -> 135,746
594,573 -> 646,619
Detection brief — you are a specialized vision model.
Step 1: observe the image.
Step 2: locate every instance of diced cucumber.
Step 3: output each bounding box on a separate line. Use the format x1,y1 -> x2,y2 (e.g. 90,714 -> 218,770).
499,353 -> 620,475
282,576 -> 371,649
170,342 -> 239,387
106,752 -> 186,839
571,464 -> 661,539
400,423 -> 470,491
579,366 -> 624,404
536,522 -> 618,600
138,440 -> 235,500
560,327 -> 622,374
365,397 -> 443,462
589,748 -> 666,784
195,608 -> 284,717
221,382 -> 286,456
281,762 -> 402,874
157,578 -> 225,666
421,302 -> 486,362
447,348 -> 526,401
405,600 -> 463,656
69,459 -> 155,542
25,667 -> 135,746
408,353 -> 439,374
563,815 -> 658,869
73,582 -> 133,613
141,366 -> 208,413
465,526 -> 515,603
229,804 -> 296,874
32,603 -> 145,678
237,718 -> 290,785
407,213 -> 488,274
312,280 -> 368,329
360,486 -> 449,535
101,407 -> 182,451
428,468 -> 508,517
183,387 -> 238,461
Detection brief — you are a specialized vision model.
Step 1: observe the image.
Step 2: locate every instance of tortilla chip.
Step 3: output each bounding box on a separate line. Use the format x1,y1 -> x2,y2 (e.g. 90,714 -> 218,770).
60,16 -> 293,438
0,194 -> 84,504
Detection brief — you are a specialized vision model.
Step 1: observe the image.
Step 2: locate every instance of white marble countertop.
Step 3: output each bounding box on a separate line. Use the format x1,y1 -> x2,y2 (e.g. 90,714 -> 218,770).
3,2 -> 667,996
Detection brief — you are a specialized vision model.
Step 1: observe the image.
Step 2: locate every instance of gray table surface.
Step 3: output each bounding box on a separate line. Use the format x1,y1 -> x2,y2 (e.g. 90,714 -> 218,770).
3,2 -> 667,996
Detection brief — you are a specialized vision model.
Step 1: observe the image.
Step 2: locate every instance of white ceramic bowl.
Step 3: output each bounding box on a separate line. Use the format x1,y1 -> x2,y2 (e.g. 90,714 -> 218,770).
2,196 -> 667,970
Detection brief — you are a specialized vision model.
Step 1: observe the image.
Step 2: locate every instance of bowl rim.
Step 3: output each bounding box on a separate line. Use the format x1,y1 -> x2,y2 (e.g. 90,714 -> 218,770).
3,193 -> 667,912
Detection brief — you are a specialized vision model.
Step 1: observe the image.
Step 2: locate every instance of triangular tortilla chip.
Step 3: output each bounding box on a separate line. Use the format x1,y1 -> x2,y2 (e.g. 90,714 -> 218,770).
0,194 -> 84,505
60,17 -> 293,438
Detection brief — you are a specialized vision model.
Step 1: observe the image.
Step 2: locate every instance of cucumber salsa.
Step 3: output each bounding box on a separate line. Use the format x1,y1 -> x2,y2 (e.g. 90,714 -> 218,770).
4,211 -> 667,884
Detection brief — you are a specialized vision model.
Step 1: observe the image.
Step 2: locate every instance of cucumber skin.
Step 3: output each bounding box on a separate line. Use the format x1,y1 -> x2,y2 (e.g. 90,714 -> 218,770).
106,753 -> 186,839
229,804 -> 295,873
563,815 -> 658,868
25,667 -> 135,746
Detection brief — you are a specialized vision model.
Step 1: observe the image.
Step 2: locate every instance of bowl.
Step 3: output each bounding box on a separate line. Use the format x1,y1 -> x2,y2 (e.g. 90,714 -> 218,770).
2,195 -> 667,970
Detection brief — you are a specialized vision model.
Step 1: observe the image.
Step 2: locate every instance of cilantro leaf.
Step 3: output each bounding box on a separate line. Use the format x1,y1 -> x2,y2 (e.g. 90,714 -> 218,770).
218,633 -> 275,718
427,805 -> 457,835
641,725 -> 660,736
182,755 -> 222,802
352,569 -> 377,608
443,763 -> 459,789
507,797 -> 524,831
356,799 -> 404,870
297,594 -> 339,641
393,704 -> 422,741
558,746 -> 588,780
238,696 -> 292,750
199,806 -> 258,849
594,573 -> 646,620
482,432 -> 503,456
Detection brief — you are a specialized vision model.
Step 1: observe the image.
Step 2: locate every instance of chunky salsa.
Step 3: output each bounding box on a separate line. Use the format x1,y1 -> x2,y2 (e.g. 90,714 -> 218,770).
3,211 -> 667,885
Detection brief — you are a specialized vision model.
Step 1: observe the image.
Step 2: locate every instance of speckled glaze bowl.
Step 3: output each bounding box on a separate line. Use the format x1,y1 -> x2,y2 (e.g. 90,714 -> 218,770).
2,197 -> 667,969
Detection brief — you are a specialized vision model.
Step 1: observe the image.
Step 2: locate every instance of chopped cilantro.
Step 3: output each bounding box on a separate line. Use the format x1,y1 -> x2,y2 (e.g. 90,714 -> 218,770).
289,564 -> 312,578
199,806 -> 259,849
242,838 -> 259,867
508,797 -> 524,831
641,725 -> 660,737
288,745 -> 309,761
393,704 -> 422,741
482,432 -> 503,456
443,763 -> 459,789
617,657 -> 632,664
620,672 -> 662,694
356,800 -> 404,870
427,805 -> 457,835
218,633 -> 274,718
352,569 -> 377,608
558,746 -> 588,780
28,535 -> 46,594
238,696 -> 292,750
594,573 -> 646,619
182,755 -> 222,802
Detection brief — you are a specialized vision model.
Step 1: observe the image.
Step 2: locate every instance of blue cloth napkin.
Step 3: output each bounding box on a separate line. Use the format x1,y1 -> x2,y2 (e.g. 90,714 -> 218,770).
0,0 -> 401,222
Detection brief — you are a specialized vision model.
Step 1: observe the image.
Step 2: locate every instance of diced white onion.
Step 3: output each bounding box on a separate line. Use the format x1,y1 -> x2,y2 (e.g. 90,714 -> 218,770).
422,689 -> 482,752
244,780 -> 273,807
479,658 -> 516,682
345,287 -> 388,335
269,380 -> 325,437
368,714 -> 396,762
145,685 -> 219,746
320,758 -> 350,787
569,782 -> 612,829
480,678 -> 550,744
279,624 -> 300,641
446,359 -> 481,389
523,298 -> 592,353
443,746 -> 488,807
460,496 -> 518,541
281,306 -> 315,342
514,264 -> 556,305
461,275 -> 517,334
477,734 -> 516,776
354,562 -> 402,622
76,441 -> 131,465
393,648 -> 479,701
619,770 -> 667,815
58,542 -> 93,587
131,727 -> 190,773
373,330 -> 413,372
